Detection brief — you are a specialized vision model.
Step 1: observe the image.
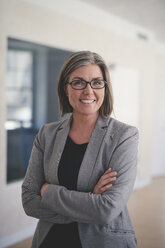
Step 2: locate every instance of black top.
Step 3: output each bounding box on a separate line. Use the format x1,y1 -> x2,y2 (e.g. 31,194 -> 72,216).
39,136 -> 88,248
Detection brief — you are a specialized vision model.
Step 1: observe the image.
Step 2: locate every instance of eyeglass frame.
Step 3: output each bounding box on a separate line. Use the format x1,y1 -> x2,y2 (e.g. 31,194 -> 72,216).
65,79 -> 107,90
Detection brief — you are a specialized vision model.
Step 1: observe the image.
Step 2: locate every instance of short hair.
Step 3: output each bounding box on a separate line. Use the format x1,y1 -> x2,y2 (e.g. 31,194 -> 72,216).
57,51 -> 113,118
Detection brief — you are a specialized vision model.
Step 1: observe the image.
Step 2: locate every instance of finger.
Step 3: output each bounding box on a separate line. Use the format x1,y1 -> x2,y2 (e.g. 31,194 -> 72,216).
110,171 -> 117,177
99,184 -> 112,193
98,176 -> 116,188
102,176 -> 116,185
104,170 -> 117,177
104,168 -> 117,174
97,177 -> 116,188
100,171 -> 117,181
104,168 -> 112,175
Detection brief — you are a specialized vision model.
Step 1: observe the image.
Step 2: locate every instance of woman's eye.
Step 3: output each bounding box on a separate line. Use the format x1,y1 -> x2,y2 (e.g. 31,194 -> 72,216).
73,80 -> 83,86
93,80 -> 101,85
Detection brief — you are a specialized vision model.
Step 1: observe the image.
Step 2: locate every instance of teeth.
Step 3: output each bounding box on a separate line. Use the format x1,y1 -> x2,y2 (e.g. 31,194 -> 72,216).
80,100 -> 95,103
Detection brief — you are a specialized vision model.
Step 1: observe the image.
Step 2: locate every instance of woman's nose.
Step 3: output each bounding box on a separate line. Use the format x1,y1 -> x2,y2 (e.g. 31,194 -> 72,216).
83,83 -> 93,94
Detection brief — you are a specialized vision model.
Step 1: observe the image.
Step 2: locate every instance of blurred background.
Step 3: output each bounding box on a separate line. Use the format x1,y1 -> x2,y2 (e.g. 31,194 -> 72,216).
0,0 -> 165,247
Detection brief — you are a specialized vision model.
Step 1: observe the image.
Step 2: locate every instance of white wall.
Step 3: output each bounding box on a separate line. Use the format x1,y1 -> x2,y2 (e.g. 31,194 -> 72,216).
111,65 -> 139,127
0,181 -> 37,247
0,0 -> 165,246
151,44 -> 165,176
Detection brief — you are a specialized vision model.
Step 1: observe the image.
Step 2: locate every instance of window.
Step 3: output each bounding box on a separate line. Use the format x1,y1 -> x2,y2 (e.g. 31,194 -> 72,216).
6,48 -> 36,182
6,38 -> 73,183
6,50 -> 33,129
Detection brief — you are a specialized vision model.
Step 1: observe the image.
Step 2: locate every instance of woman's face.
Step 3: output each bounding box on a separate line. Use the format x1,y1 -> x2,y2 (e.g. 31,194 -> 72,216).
66,64 -> 105,118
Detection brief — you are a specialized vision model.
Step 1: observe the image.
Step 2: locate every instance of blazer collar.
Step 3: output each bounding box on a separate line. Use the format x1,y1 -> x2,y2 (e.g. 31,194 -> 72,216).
77,115 -> 111,191
58,114 -> 111,130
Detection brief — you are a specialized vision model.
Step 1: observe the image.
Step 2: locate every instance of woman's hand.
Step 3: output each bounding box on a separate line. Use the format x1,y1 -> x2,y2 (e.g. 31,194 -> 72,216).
93,168 -> 117,194
40,183 -> 50,197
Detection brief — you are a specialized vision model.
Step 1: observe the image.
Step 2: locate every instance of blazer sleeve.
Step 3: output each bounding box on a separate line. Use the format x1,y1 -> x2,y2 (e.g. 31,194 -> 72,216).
21,126 -> 72,224
41,126 -> 139,225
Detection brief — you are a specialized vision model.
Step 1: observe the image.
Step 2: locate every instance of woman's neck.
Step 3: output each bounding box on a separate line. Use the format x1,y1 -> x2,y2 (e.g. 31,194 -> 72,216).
69,112 -> 99,144
72,112 -> 98,130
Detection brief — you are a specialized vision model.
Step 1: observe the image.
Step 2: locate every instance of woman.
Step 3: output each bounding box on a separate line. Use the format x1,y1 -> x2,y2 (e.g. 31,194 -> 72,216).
22,51 -> 139,248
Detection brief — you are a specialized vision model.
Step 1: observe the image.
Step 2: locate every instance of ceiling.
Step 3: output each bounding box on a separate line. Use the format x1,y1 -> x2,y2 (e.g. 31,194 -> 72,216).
79,0 -> 165,44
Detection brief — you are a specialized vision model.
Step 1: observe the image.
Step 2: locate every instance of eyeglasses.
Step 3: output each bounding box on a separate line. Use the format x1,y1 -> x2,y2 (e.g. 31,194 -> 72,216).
66,79 -> 107,90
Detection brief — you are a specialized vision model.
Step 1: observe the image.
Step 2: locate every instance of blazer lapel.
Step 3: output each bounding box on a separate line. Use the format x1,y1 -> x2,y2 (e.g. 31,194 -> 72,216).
77,115 -> 111,192
48,116 -> 72,184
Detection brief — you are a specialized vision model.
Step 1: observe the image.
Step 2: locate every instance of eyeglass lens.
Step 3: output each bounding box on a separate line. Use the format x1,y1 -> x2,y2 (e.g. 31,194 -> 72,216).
71,80 -> 105,89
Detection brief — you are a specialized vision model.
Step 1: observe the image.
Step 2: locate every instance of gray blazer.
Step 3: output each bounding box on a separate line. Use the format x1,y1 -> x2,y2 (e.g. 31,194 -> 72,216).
22,115 -> 139,248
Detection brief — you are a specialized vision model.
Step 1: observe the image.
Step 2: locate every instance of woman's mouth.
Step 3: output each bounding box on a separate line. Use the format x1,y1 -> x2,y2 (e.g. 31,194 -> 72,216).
80,99 -> 96,104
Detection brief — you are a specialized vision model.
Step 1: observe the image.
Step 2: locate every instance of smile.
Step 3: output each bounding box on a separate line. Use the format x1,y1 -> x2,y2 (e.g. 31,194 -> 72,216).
80,99 -> 96,103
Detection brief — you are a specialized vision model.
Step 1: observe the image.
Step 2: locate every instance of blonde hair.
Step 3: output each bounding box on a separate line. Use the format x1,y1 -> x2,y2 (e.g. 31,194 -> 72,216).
57,51 -> 113,118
